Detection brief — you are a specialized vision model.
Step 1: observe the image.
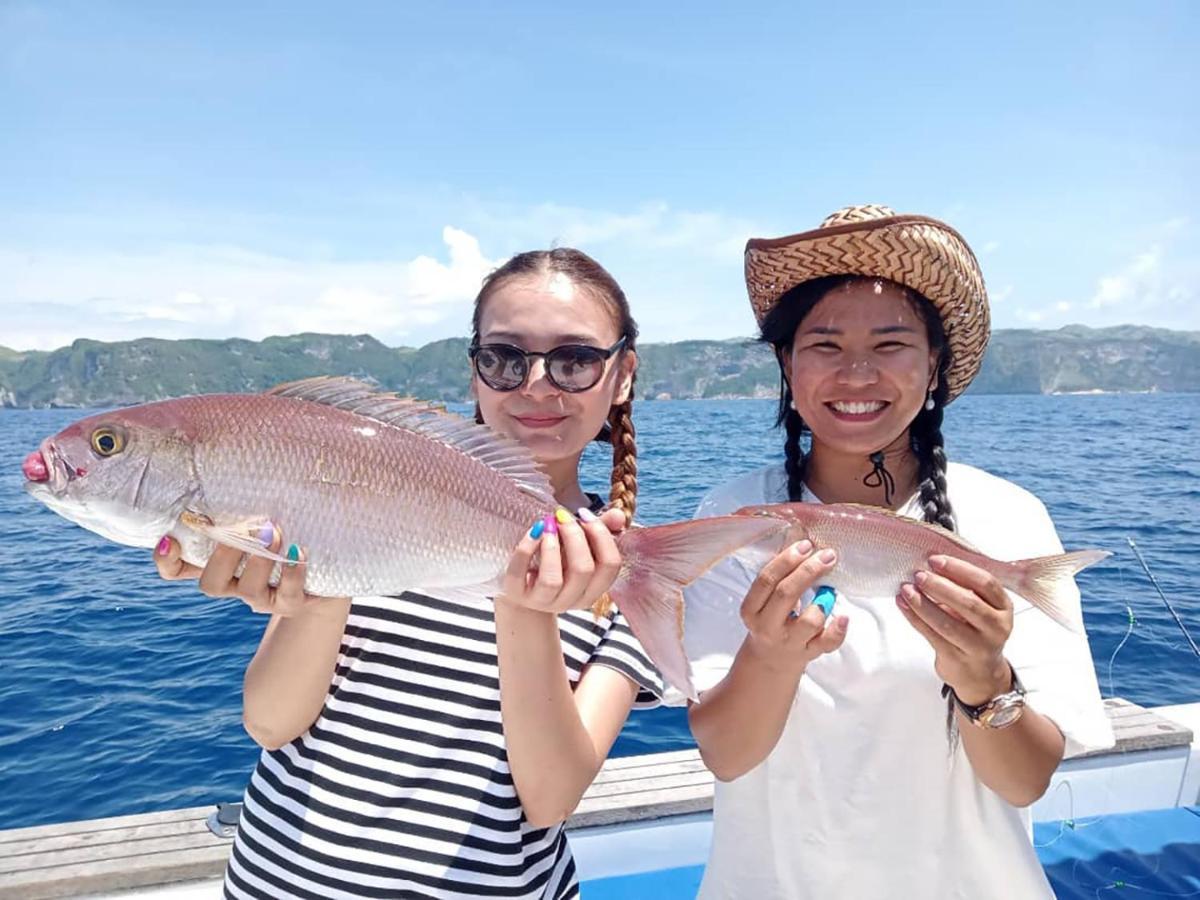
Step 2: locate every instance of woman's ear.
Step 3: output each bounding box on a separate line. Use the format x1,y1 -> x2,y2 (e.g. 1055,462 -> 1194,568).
614,349 -> 637,405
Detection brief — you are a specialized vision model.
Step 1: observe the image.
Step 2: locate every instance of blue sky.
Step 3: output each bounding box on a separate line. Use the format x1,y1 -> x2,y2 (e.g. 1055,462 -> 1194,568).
2,0 -> 1197,351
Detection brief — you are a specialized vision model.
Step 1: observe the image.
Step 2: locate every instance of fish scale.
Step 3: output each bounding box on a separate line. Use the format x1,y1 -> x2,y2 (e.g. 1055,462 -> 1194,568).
736,502 -> 1111,631
174,392 -> 547,597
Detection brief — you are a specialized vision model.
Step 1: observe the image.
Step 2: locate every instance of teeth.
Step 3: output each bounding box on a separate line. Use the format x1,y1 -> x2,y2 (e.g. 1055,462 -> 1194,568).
831,400 -> 886,415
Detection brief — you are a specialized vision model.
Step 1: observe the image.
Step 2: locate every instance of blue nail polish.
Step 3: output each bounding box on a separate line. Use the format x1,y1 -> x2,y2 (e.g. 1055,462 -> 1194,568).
530,519 -> 545,539
813,585 -> 837,617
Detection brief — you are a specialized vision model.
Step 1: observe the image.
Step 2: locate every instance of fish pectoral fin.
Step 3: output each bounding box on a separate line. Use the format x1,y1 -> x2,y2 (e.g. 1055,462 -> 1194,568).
178,510 -> 290,563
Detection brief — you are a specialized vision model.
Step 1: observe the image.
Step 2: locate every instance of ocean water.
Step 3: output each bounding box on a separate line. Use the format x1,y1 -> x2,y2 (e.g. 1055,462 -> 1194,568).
1,395 -> 1198,830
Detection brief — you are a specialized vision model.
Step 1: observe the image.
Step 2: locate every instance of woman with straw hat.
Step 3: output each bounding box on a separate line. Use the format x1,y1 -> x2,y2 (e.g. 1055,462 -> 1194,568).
678,205 -> 1114,898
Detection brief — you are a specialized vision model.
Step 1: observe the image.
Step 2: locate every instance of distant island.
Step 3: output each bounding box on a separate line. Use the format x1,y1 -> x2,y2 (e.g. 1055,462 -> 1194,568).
1,325 -> 1197,408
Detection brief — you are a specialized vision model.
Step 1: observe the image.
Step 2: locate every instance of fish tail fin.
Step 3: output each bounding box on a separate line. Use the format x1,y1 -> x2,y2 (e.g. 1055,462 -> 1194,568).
609,515 -> 787,701
1007,549 -> 1112,632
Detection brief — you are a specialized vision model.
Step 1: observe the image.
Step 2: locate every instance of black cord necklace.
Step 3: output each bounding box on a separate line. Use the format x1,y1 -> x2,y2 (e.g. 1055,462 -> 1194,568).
863,450 -> 896,506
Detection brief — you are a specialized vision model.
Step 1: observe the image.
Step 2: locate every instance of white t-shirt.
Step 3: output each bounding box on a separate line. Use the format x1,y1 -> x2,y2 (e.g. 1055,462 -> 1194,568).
674,462 -> 1114,900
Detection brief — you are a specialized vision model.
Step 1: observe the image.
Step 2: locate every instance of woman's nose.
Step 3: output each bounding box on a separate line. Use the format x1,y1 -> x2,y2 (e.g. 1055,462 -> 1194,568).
835,355 -> 879,384
520,357 -> 556,395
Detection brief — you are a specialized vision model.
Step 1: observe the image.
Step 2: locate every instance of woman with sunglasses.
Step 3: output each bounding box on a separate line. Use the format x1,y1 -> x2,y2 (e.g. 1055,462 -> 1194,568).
678,206 -> 1112,899
153,248 -> 661,899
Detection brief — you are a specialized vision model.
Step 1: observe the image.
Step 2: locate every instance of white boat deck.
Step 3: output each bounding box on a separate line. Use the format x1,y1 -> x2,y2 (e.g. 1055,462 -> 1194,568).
1,698 -> 1196,900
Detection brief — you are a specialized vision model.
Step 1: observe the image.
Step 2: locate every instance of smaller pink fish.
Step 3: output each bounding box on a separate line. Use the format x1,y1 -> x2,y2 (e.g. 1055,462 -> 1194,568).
732,502 -> 1110,630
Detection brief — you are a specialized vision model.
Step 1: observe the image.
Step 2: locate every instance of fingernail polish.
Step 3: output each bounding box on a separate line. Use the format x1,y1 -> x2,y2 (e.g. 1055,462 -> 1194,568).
257,521 -> 275,547
286,544 -> 300,566
544,514 -> 559,536
813,585 -> 837,616
156,536 -> 171,556
555,508 -> 572,525
530,519 -> 545,539
818,548 -> 837,564
577,507 -> 598,523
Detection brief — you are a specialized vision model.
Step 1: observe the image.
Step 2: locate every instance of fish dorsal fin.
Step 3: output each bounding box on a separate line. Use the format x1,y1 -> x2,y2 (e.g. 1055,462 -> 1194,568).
832,501 -> 984,555
265,377 -> 554,504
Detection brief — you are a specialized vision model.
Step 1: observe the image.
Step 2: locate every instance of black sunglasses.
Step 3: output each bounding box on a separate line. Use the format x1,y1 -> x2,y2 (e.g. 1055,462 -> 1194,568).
469,336 -> 628,393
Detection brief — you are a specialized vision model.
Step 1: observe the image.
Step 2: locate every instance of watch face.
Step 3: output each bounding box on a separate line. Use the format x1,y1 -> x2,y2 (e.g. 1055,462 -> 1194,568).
980,698 -> 1024,729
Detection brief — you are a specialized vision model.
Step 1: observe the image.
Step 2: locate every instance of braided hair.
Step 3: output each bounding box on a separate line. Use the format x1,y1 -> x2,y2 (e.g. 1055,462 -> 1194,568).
759,275 -> 956,530
471,248 -> 640,523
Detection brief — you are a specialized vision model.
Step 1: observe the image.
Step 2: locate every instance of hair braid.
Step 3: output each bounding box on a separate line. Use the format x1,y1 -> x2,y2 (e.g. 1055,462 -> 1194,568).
606,396 -> 638,523
783,404 -> 808,503
911,370 -> 956,532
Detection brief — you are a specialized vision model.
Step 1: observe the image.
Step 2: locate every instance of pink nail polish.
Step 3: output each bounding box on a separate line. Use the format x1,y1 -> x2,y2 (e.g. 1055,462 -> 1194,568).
544,514 -> 558,536
156,536 -> 171,556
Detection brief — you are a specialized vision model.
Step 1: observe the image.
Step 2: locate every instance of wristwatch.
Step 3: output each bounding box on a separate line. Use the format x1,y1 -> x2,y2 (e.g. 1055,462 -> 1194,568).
941,665 -> 1026,729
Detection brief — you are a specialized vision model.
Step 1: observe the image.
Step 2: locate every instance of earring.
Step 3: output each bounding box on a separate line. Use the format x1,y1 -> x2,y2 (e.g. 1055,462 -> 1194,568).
789,398 -> 797,412
924,393 -> 935,411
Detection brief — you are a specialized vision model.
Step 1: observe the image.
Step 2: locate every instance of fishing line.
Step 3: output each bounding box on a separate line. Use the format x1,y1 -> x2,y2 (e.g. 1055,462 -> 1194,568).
1034,780 -> 1102,849
1126,538 -> 1200,661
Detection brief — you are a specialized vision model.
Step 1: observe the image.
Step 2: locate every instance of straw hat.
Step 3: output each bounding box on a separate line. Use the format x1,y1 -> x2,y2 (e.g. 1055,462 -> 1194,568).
745,204 -> 990,402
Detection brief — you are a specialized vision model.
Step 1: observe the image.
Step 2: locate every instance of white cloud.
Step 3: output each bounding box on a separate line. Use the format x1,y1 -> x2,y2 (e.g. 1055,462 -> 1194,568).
1,201 -> 767,351
0,227 -> 501,351
1089,247 -> 1163,309
982,241 -> 1001,255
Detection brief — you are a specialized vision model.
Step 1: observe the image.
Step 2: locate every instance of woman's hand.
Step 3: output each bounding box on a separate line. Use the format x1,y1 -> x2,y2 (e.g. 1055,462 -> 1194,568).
740,540 -> 848,675
153,524 -> 338,617
498,507 -> 627,614
896,555 -> 1014,704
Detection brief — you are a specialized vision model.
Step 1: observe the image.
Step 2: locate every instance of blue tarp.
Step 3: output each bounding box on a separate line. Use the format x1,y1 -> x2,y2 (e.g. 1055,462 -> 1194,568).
1035,806 -> 1200,898
582,807 -> 1200,898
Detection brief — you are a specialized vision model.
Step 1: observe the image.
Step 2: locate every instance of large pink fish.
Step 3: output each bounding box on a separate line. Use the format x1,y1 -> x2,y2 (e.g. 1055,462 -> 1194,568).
21,377 -> 784,699
732,503 -> 1109,631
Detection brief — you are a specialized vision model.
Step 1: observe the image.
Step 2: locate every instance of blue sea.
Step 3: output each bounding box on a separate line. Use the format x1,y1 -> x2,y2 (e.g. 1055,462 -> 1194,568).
1,395 -> 1198,830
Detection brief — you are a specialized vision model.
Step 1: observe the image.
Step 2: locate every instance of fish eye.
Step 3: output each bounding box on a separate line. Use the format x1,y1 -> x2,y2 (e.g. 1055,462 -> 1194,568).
90,427 -> 125,457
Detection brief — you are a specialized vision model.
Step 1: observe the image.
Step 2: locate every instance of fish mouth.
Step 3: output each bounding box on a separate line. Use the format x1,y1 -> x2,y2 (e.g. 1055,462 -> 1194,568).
26,441 -> 74,497
826,400 -> 889,421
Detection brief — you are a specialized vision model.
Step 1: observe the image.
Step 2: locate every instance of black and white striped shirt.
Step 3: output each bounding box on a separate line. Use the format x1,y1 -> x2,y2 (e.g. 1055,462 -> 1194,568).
224,591 -> 661,899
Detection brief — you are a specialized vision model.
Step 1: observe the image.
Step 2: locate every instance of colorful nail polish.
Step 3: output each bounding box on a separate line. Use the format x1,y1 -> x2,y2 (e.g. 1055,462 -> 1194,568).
156,536 -> 171,556
813,585 -> 837,617
555,508 -> 572,525
257,521 -> 276,547
577,507 -> 599,523
544,514 -> 558,536
286,544 -> 301,566
530,519 -> 545,540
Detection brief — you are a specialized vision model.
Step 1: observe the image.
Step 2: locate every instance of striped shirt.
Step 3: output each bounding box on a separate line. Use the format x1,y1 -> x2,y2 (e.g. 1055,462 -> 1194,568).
224,591 -> 661,899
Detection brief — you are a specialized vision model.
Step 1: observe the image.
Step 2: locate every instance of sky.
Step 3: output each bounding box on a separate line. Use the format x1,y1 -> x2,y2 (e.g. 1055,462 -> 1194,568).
1,0 -> 1197,352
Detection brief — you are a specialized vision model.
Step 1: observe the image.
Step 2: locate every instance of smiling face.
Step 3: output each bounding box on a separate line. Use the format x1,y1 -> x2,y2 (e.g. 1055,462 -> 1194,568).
782,280 -> 939,458
473,271 -> 635,467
